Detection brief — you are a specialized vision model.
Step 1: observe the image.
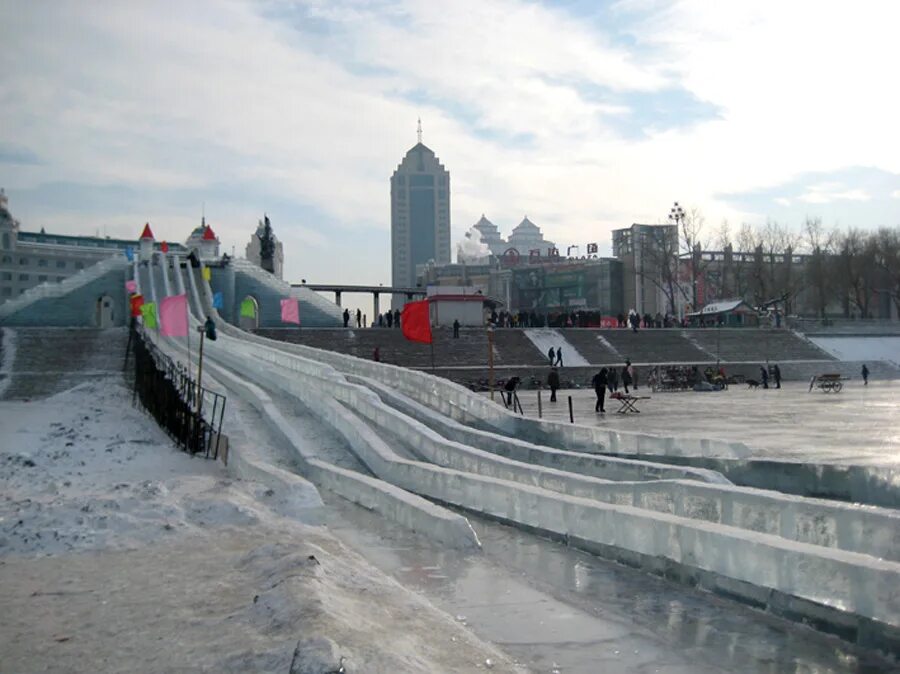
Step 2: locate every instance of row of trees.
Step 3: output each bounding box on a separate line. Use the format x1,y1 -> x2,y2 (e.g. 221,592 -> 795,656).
643,207 -> 900,319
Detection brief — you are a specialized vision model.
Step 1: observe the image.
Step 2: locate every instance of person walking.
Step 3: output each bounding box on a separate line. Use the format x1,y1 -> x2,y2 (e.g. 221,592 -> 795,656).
386,310 -> 393,328
547,347 -> 556,367
608,367 -> 619,392
555,347 -> 563,367
862,363 -> 869,385
503,376 -> 521,407
372,346 -> 381,362
773,364 -> 782,389
592,367 -> 608,413
453,318 -> 460,339
547,367 -> 560,402
621,360 -> 633,394
342,308 -> 350,328
356,308 -> 362,328
760,366 -> 769,389
394,308 -> 401,328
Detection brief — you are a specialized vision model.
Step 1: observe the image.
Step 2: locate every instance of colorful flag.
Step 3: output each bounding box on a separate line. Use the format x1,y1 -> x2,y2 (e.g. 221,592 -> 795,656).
280,298 -> 300,325
160,294 -> 188,337
125,279 -> 137,293
201,266 -> 211,282
130,293 -> 144,317
240,298 -> 256,318
212,292 -> 223,309
140,302 -> 158,329
161,240 -> 169,253
401,300 -> 432,344
125,246 -> 134,261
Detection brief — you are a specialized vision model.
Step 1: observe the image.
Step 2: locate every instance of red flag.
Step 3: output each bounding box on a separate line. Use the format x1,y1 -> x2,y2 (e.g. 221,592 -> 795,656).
401,300 -> 432,344
161,240 -> 169,253
130,293 -> 144,317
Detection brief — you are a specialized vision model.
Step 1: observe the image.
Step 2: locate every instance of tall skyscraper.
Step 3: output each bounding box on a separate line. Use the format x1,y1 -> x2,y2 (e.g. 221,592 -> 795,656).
391,122 -> 450,307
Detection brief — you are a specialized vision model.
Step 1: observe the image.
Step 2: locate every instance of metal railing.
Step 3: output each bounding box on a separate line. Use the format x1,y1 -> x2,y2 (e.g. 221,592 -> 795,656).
129,325 -> 226,459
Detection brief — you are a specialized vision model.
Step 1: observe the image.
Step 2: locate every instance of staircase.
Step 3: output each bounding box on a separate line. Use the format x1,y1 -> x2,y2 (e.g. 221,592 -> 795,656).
0,327 -> 129,400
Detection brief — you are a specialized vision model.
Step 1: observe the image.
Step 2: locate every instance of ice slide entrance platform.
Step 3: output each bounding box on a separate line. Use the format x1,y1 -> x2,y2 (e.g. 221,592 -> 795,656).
122,259 -> 900,660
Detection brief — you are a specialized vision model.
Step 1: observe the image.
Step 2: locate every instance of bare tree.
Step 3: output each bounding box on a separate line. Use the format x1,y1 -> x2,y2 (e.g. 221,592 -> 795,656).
802,217 -> 838,318
873,227 -> 900,317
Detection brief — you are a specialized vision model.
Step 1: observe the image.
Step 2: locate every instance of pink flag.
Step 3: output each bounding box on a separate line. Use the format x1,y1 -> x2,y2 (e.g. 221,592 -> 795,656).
280,298 -> 300,325
160,294 -> 189,337
125,279 -> 137,293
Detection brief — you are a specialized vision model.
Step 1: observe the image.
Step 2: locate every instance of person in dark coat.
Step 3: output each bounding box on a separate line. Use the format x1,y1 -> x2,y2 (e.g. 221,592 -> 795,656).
608,367 -> 619,392
621,360 -> 633,394
772,364 -> 782,389
503,376 -> 521,407
453,319 -> 460,338
760,366 -> 769,389
555,347 -> 563,367
372,346 -> 381,362
394,308 -> 401,328
592,367 -> 608,413
342,308 -> 350,328
386,310 -> 393,328
547,347 -> 555,366
547,368 -> 560,402
862,363 -> 869,385
356,308 -> 362,328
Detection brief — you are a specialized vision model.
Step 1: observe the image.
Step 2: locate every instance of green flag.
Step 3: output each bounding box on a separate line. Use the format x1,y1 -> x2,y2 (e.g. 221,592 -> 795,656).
240,298 -> 256,318
140,302 -> 158,329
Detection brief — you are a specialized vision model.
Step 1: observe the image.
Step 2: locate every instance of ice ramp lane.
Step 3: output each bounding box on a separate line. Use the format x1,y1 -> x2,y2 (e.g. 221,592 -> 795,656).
218,338 -> 900,655
524,328 -> 591,366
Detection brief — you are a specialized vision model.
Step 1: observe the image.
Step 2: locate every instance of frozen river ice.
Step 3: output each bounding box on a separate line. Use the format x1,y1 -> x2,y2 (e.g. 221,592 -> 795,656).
507,380 -> 900,464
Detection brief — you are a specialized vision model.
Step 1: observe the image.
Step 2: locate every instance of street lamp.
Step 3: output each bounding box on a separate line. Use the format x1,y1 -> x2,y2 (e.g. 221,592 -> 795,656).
668,201 -> 696,309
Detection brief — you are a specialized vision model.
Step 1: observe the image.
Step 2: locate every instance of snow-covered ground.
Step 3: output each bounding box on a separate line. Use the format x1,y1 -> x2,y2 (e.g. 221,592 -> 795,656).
0,381 -> 523,673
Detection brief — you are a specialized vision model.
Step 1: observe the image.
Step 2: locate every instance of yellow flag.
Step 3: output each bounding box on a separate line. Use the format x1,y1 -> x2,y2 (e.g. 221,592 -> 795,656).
201,266 -> 211,281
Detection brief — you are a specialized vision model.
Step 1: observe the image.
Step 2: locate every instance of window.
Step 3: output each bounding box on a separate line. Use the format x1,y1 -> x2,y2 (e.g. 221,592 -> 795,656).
19,273 -> 29,281
38,258 -> 47,267
56,260 -> 66,268
1,255 -> 9,263
38,275 -> 47,282
1,233 -> 8,248
19,257 -> 28,265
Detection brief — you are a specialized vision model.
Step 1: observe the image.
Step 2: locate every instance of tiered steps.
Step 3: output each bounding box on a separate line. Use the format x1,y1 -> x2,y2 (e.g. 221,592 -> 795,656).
0,328 -> 128,400
689,329 -> 834,362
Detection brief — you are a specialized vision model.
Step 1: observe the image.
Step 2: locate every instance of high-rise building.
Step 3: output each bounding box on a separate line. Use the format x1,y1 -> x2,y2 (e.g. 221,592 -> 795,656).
612,223 -> 679,316
391,123 -> 450,307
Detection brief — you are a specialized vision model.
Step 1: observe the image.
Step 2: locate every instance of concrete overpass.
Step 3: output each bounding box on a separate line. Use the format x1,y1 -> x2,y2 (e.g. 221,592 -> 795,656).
291,283 -> 427,319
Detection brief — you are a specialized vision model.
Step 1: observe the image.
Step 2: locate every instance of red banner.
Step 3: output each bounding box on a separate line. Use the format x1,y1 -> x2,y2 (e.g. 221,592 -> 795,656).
401,300 -> 432,344
130,293 -> 144,317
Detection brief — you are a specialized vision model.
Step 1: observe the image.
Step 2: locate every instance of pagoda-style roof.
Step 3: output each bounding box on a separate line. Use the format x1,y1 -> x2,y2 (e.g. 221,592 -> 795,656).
512,216 -> 539,233
139,223 -> 155,240
202,225 -> 217,241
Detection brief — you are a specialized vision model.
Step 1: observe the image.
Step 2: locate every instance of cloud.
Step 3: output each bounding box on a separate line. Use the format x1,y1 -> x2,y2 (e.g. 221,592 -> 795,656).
1,0 -> 899,302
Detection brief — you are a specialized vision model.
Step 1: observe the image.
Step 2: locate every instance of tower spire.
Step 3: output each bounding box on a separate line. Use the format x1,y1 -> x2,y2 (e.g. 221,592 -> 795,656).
417,117 -> 423,144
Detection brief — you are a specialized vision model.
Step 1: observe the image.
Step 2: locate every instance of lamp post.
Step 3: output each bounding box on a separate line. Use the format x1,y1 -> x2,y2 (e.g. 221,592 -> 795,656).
487,323 -> 495,401
668,201 -> 695,309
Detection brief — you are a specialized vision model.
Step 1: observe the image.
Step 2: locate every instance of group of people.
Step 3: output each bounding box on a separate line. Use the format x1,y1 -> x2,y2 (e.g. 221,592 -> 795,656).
542,359 -> 637,411
547,347 -> 564,367
343,307 -> 402,329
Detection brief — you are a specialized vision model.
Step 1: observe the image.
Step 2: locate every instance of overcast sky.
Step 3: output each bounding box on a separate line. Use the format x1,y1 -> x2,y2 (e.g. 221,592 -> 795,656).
2,0 -> 899,303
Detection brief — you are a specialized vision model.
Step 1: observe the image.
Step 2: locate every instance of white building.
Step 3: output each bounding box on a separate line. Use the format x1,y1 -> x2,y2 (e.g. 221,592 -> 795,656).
390,126 -> 451,308
471,215 -> 508,256
506,216 -> 556,256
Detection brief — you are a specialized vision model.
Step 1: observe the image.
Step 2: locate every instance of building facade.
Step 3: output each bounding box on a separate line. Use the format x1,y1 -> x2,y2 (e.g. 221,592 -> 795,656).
390,139 -> 451,308
612,223 -> 679,316
506,216 -> 556,257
